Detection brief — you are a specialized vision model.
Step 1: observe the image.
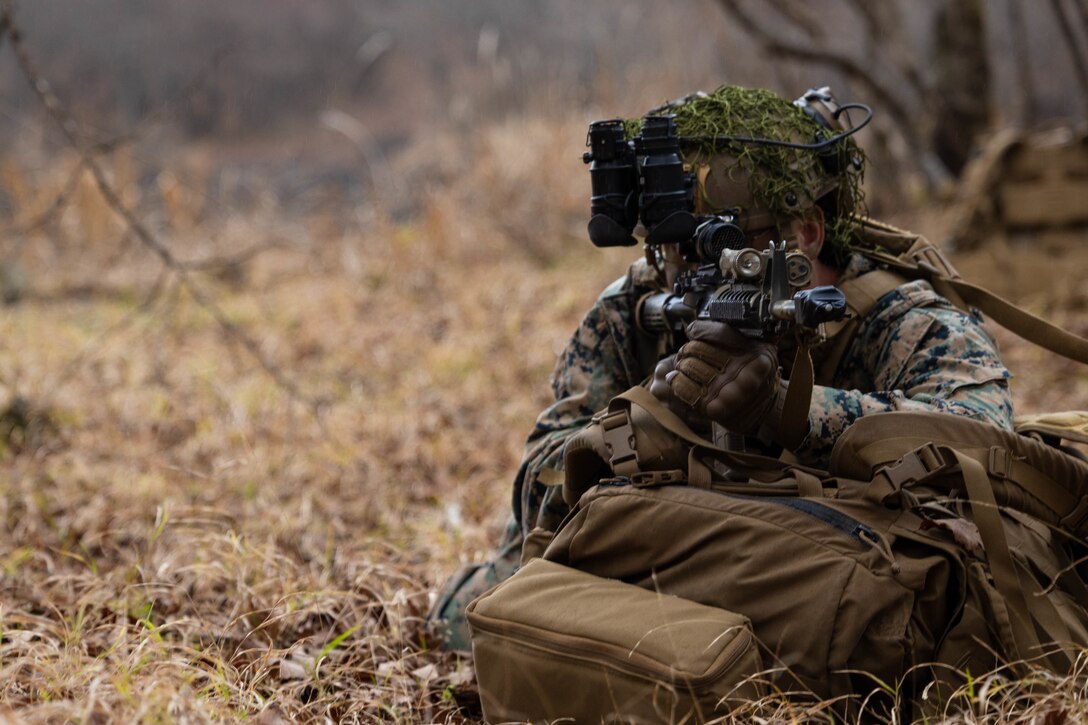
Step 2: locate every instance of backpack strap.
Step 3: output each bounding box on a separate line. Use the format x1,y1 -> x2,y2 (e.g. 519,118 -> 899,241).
612,386 -> 825,483
777,340 -> 816,450
956,449 -> 1081,670
862,437 -> 1080,670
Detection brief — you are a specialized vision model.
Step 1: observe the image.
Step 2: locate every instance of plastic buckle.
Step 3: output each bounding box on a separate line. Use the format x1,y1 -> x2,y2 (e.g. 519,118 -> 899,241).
630,469 -> 687,488
987,446 -> 1013,480
881,442 -> 951,491
600,410 -> 639,473
910,245 -> 958,279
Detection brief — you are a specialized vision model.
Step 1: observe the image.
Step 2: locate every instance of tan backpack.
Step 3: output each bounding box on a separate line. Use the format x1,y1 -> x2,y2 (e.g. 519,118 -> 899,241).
467,221 -> 1088,721
468,387 -> 1088,722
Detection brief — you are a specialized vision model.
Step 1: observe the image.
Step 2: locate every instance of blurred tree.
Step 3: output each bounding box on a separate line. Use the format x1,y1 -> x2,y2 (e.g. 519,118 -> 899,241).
714,0 -> 1088,195
932,0 -> 991,176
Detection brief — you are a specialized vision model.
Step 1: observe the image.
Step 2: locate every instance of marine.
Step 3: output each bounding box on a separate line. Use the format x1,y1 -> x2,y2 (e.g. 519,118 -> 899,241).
429,84 -> 1014,651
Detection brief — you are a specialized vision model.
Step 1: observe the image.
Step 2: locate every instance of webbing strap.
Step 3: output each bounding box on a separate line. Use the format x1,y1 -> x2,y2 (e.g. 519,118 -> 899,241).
947,278 -> 1088,365
688,447 -> 712,488
859,248 -> 1088,366
864,439 -> 1079,669
992,447 -> 1079,521
860,438 -> 1078,528
777,342 -> 814,450
951,450 -> 1043,664
613,386 -> 823,482
816,269 -> 905,384
951,449 -> 1076,670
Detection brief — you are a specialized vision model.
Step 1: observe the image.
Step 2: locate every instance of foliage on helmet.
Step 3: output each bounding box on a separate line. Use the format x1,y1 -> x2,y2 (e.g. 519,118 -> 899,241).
630,85 -> 867,266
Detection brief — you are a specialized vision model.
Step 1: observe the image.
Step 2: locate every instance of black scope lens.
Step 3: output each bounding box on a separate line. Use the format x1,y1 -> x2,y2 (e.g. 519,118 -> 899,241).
583,119 -> 639,246
585,119 -> 628,163
681,217 -> 747,263
635,115 -> 691,229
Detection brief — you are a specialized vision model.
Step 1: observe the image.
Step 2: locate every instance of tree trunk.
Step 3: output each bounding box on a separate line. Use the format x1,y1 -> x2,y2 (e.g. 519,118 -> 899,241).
932,0 -> 993,176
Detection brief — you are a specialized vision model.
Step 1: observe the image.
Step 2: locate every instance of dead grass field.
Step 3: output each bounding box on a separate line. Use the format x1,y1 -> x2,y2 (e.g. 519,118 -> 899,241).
1,115 -> 1087,723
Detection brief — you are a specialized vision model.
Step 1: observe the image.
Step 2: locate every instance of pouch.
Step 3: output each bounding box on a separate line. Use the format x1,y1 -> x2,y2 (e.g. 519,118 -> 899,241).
467,558 -> 761,723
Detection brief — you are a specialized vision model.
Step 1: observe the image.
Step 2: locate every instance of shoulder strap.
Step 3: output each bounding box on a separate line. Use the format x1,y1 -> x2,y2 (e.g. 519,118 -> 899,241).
816,269 -> 907,384
857,243 -> 1088,366
943,277 -> 1088,365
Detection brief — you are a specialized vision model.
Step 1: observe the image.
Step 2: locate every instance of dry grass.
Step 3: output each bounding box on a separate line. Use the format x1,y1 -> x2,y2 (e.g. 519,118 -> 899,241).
1,114 -> 1087,723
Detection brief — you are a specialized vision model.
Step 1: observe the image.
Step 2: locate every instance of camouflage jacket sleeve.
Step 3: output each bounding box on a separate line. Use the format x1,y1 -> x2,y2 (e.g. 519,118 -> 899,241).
510,259 -> 661,536
793,279 -> 1014,467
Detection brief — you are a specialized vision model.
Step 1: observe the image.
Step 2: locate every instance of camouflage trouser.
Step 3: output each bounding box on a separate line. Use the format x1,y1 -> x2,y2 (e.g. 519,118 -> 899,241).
427,518 -> 522,651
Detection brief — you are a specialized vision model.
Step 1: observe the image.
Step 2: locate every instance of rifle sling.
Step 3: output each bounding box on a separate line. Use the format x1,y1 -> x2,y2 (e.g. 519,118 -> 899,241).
778,341 -> 813,451
859,249 -> 1088,366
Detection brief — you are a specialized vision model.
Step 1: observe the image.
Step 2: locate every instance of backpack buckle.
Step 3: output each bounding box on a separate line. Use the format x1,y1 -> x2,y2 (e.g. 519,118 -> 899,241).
909,244 -> 959,279
600,409 -> 640,476
987,446 -> 1013,480
883,442 -> 951,488
630,469 -> 687,488
868,442 -> 954,506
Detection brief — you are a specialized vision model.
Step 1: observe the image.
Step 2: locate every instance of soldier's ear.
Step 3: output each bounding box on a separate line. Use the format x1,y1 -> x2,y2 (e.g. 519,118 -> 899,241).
791,207 -> 825,260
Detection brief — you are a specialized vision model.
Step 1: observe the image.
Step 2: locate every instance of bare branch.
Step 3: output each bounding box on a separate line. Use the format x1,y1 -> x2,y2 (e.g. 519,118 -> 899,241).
715,0 -> 950,190
178,239 -> 289,273
4,158 -> 87,238
840,0 -> 928,103
0,0 -> 327,416
762,0 -> 823,41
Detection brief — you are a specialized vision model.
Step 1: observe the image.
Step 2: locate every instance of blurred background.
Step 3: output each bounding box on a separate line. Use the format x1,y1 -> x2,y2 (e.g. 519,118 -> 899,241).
2,0 -> 1086,265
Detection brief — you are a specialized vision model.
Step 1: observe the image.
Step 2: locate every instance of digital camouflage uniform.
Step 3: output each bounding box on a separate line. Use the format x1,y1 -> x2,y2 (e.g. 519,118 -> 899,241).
431,248 -> 1014,650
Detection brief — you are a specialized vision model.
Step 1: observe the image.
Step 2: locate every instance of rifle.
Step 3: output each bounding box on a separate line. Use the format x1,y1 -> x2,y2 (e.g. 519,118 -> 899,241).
636,219 -> 848,459
637,218 -> 847,341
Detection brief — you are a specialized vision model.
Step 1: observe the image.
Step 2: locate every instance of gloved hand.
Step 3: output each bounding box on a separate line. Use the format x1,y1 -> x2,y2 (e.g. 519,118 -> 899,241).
649,320 -> 786,438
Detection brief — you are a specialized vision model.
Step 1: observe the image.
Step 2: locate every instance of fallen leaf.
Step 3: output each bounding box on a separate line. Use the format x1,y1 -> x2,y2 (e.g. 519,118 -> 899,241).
920,517 -> 985,559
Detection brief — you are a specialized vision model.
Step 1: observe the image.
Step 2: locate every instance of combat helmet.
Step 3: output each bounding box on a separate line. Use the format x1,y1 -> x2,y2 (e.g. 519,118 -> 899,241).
583,85 -> 868,267
667,86 -> 866,263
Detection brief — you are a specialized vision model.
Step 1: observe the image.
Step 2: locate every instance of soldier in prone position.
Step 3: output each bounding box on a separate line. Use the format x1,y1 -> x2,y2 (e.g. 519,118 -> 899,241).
430,85 -> 1013,650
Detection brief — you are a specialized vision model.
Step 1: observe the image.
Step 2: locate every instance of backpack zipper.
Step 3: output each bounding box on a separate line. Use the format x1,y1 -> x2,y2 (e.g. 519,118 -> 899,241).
761,497 -> 876,542
743,496 -> 902,574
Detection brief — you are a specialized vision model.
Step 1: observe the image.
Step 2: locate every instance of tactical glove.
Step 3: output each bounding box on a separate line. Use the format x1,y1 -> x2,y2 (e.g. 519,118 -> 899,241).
650,320 -> 786,438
